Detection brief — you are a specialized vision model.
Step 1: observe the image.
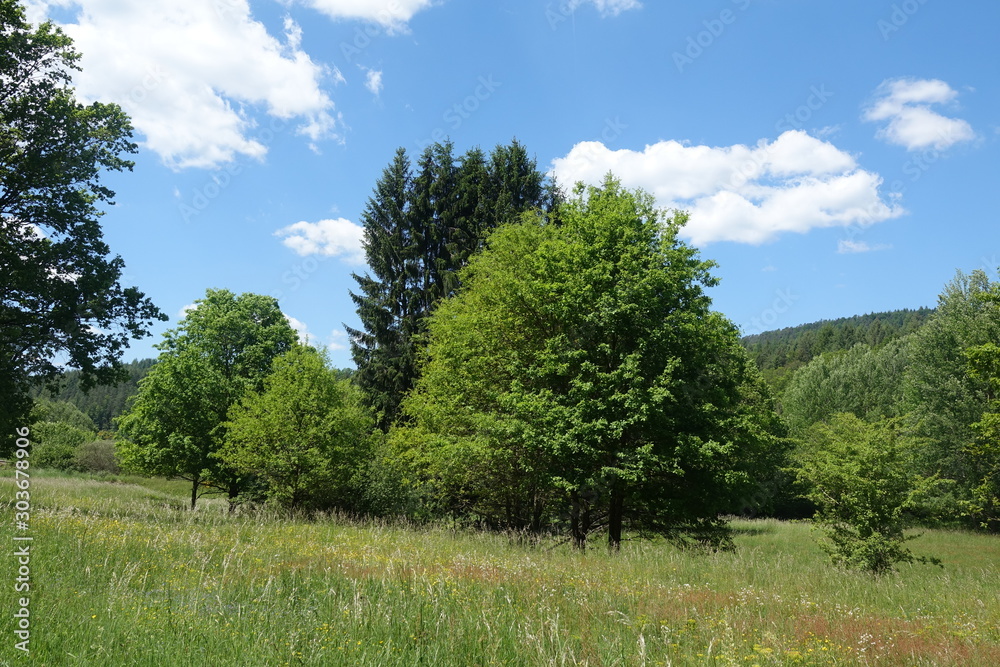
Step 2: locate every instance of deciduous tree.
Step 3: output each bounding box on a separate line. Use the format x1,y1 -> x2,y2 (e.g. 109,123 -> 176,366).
117,290 -> 296,508
219,345 -> 373,512
1,1 -> 165,447
393,177 -> 787,550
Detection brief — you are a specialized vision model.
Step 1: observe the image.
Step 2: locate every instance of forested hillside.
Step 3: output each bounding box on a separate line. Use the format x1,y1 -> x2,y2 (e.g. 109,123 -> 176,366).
742,307 -> 935,392
31,359 -> 156,430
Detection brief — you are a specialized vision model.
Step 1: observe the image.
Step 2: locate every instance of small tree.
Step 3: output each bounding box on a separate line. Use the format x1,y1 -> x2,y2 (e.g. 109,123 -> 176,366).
796,413 -> 940,574
117,289 -> 296,508
219,345 -> 373,512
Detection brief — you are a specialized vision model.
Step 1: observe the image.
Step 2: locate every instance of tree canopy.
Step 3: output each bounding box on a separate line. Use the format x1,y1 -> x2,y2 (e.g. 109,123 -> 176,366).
219,344 -> 373,512
392,177 -> 788,550
347,139 -> 557,429
117,289 -> 296,508
0,1 -> 165,448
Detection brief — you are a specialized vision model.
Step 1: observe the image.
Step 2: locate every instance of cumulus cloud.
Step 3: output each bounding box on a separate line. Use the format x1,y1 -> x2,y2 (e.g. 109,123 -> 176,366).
569,0 -> 642,17
27,0 -> 339,169
361,67 -> 383,97
837,240 -> 891,254
284,314 -> 313,344
327,329 -> 349,352
274,218 -> 365,264
551,130 -> 904,246
293,0 -> 435,33
863,78 -> 976,151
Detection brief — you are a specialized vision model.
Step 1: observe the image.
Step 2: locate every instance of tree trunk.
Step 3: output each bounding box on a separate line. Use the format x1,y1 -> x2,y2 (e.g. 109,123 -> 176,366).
608,483 -> 625,552
190,474 -> 199,510
570,490 -> 591,551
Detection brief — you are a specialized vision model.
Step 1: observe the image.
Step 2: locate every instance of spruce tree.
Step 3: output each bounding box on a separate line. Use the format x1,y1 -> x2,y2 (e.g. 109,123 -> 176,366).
347,140 -> 556,429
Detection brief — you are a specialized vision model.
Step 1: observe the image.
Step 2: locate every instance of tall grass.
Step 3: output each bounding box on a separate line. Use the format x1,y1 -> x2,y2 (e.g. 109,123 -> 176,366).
1,472 -> 998,665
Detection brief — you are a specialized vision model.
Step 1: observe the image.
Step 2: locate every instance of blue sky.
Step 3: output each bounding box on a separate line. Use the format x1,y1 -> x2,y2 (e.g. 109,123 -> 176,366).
25,0 -> 1000,367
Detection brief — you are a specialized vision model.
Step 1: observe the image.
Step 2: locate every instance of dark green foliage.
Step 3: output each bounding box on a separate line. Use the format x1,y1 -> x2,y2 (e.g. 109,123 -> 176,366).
347,139 -> 557,429
74,439 -> 119,474
795,414 -> 941,575
392,177 -> 788,551
31,359 -> 155,430
0,2 -> 165,450
743,308 -> 933,393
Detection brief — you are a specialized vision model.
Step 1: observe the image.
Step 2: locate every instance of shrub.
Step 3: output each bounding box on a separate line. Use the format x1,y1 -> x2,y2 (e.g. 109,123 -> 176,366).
795,413 -> 941,574
75,440 -> 120,474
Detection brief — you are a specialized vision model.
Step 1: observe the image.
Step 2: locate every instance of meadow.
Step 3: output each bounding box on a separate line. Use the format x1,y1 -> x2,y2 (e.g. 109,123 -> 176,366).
1,472 -> 998,666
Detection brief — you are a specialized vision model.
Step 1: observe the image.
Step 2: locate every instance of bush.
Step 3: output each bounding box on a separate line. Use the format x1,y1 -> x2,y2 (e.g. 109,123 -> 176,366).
795,413 -> 941,574
75,440 -> 120,474
31,421 -> 91,471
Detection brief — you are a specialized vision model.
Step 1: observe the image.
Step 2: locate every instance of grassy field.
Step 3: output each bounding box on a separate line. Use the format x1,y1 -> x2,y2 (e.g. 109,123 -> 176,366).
1,472 -> 998,665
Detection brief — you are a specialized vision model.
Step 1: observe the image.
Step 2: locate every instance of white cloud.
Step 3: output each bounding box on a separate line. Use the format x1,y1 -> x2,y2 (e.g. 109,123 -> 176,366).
569,0 -> 642,17
177,303 -> 197,319
551,130 -> 904,246
361,67 -> 383,97
863,78 -> 975,151
274,218 -> 365,264
837,240 -> 891,254
327,329 -> 349,352
293,0 -> 435,33
284,314 -> 313,344
28,1 -> 339,170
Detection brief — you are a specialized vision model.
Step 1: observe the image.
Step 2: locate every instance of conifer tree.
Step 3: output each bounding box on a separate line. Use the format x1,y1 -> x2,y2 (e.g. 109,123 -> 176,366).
347,140 -> 555,429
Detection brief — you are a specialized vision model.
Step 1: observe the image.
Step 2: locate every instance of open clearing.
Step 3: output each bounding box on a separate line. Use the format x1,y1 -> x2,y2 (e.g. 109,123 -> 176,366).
1,473 -> 998,665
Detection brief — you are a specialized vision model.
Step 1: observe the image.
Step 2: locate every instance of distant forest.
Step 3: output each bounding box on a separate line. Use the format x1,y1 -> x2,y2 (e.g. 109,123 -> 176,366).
31,359 -> 155,431
742,307 -> 935,393
33,309 -> 938,431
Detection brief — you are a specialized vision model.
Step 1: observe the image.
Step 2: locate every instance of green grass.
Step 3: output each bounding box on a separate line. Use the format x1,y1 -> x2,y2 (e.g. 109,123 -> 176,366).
1,472 -> 998,665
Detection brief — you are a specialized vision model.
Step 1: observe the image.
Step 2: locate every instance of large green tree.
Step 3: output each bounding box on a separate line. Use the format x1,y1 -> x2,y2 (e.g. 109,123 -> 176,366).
219,345 -> 373,512
393,177 -> 788,550
902,269 -> 1000,513
346,139 -> 556,429
0,1 -> 165,448
117,289 -> 296,508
